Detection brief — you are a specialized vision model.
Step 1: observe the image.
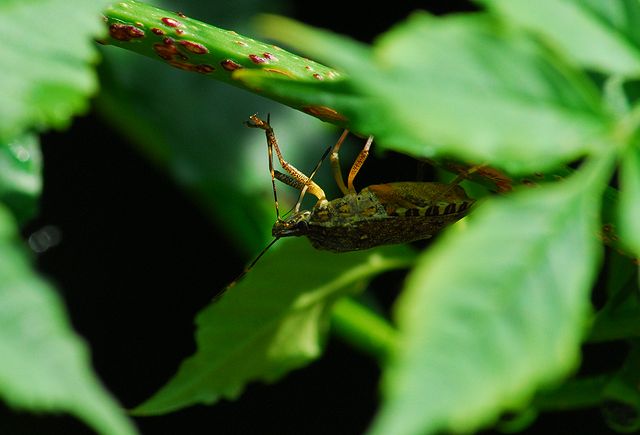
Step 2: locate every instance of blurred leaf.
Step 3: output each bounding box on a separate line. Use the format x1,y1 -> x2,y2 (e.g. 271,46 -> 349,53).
133,237 -> 415,415
0,0 -> 109,142
0,134 -> 41,225
618,143 -> 640,257
257,13 -> 611,174
97,0 -> 339,255
0,203 -> 137,435
368,154 -> 614,435
480,0 -> 640,77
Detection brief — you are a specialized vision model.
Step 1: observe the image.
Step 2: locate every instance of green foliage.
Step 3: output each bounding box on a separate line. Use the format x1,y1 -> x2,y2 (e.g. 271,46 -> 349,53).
0,0 -> 135,432
479,0 -> 640,77
4,0 -> 640,434
133,238 -> 414,415
0,0 -> 109,142
0,204 -> 137,435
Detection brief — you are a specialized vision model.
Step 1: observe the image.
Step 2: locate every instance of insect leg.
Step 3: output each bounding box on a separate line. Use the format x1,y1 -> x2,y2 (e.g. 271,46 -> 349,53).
346,135 -> 374,193
431,163 -> 486,200
329,129 -> 350,195
448,163 -> 485,186
246,114 -> 283,219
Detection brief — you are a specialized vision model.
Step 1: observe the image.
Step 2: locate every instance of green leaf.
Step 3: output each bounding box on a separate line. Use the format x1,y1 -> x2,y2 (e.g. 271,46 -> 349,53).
618,143 -> 640,257
369,155 -> 614,435
133,237 -> 415,415
0,203 -> 137,435
0,134 -> 42,225
480,0 -> 640,77
258,14 -> 611,174
0,0 -> 109,142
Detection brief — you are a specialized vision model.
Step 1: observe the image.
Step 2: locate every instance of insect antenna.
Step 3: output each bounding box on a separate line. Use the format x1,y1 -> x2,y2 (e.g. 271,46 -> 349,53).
214,236 -> 281,300
293,145 -> 332,212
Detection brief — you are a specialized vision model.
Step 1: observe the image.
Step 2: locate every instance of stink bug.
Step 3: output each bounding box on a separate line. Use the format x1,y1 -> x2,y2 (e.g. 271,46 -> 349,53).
246,114 -> 474,253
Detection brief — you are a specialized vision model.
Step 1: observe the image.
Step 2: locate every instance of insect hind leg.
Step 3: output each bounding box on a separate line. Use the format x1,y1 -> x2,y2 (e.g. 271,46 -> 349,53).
329,129 -> 350,195
347,135 -> 373,193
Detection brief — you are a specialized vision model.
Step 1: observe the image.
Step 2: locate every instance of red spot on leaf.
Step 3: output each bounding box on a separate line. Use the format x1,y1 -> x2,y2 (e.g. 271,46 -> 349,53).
263,52 -> 278,61
153,43 -> 178,60
161,17 -> 182,28
109,23 -> 145,41
179,40 -> 209,54
196,64 -> 215,74
151,27 -> 165,35
221,59 -> 243,71
248,54 -> 267,64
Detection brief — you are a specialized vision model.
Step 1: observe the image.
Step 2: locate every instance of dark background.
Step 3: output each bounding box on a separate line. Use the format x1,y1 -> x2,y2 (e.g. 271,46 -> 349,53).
1,1 -> 629,434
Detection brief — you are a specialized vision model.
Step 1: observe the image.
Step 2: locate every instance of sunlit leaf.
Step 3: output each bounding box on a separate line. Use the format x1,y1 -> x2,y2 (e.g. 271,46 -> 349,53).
480,0 -> 640,77
134,237 -> 414,415
0,0 -> 110,142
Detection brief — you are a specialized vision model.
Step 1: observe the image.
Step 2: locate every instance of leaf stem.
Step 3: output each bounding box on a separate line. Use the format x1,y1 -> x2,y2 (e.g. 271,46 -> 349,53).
330,297 -> 398,364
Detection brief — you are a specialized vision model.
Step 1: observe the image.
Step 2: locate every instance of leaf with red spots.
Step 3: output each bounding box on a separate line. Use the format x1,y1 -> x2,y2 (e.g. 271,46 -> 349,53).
0,0 -> 109,142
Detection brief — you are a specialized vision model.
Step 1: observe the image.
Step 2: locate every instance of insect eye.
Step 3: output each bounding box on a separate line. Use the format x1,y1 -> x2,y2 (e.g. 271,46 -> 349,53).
295,220 -> 308,231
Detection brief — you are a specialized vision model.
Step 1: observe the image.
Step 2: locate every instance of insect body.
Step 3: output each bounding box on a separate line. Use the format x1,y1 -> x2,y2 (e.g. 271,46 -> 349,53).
273,182 -> 472,252
247,115 -> 473,252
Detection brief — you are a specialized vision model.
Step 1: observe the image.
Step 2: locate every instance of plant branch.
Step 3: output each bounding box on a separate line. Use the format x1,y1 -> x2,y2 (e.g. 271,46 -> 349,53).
330,297 -> 397,364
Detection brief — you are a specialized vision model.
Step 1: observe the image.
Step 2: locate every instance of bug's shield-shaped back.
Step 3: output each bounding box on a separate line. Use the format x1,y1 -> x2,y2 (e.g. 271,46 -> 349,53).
366,182 -> 473,218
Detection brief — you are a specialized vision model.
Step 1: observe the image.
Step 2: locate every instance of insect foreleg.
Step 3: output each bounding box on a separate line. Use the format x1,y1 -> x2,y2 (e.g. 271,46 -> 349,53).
247,114 -> 326,203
